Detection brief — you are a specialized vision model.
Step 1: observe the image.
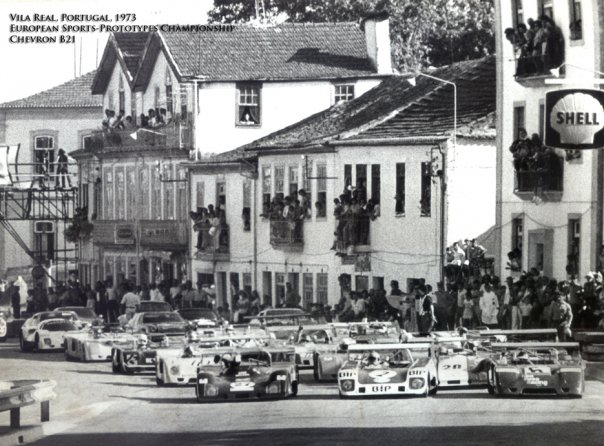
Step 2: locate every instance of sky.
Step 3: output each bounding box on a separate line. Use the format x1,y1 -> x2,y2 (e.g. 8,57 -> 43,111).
0,0 -> 213,104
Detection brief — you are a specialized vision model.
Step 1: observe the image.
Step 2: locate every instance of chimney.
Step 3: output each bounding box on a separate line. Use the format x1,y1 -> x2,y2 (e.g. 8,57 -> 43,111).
362,11 -> 392,75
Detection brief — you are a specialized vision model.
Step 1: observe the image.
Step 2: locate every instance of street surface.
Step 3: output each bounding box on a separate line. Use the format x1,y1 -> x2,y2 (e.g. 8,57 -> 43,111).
1,340 -> 603,446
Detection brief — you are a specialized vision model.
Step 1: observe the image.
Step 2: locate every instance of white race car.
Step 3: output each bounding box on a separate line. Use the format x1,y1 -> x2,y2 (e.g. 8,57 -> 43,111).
64,327 -> 137,361
338,343 -> 438,397
20,311 -> 80,352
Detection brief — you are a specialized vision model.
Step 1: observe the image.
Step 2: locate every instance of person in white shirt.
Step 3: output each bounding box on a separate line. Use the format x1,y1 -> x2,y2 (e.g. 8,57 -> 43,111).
120,283 -> 141,317
479,282 -> 499,328
149,283 -> 163,302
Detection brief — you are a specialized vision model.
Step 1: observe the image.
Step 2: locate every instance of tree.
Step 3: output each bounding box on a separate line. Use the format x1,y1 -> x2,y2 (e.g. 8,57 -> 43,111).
207,0 -> 495,70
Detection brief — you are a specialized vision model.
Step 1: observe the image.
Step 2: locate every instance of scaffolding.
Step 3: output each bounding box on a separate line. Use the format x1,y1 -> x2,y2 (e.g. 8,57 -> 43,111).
0,144 -> 78,284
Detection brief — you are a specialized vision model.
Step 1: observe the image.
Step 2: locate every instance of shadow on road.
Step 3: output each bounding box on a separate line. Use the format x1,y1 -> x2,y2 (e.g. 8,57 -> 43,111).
19,421 -> 604,446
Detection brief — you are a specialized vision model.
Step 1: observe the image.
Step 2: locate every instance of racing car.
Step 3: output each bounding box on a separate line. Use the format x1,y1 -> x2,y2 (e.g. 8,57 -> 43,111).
126,311 -> 190,338
111,333 -> 184,374
0,310 -> 7,342
337,343 -> 438,397
195,346 -> 298,402
20,311 -> 80,352
483,342 -> 585,397
156,331 -> 271,386
64,326 -> 136,361
290,324 -> 348,369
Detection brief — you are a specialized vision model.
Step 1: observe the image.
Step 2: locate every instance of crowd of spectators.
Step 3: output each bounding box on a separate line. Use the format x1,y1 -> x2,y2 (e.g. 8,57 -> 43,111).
190,204 -> 228,252
332,185 -> 380,255
505,14 -> 565,77
509,129 -> 563,191
261,189 -> 312,221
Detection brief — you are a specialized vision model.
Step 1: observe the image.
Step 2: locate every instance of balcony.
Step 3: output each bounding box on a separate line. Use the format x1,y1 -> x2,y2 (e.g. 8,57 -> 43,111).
336,213 -> 371,258
90,121 -> 192,153
514,156 -> 564,202
513,55 -> 564,88
270,219 -> 303,250
194,224 -> 230,261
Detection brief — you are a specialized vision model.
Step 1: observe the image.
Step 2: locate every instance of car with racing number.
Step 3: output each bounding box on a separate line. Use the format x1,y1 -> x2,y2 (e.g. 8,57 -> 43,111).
24,319 -> 80,351
63,325 -> 137,361
195,346 -> 298,402
0,309 -> 8,342
337,343 -> 438,397
290,324 -> 348,370
19,311 -> 80,352
482,342 -> 585,397
111,333 -> 185,374
156,331 -> 271,386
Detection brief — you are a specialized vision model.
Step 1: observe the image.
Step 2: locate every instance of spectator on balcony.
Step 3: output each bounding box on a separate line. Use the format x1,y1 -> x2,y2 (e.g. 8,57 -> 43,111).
112,110 -> 125,130
139,113 -> 149,128
541,15 -> 565,71
531,19 -> 547,74
56,149 -> 72,189
298,189 -> 311,218
148,109 -> 159,128
510,128 -> 531,171
123,115 -> 135,130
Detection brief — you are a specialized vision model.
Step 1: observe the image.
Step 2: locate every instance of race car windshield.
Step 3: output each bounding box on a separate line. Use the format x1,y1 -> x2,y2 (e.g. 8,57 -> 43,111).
179,309 -> 216,320
42,321 -> 78,331
240,351 -> 271,366
57,308 -> 96,319
40,312 -> 75,322
142,313 -> 184,324
271,329 -> 298,340
349,349 -> 412,364
298,329 -> 330,343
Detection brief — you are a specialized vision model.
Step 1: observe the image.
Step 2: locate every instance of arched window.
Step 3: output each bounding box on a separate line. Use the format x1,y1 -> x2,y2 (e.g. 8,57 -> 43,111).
165,69 -> 173,116
118,76 -> 125,115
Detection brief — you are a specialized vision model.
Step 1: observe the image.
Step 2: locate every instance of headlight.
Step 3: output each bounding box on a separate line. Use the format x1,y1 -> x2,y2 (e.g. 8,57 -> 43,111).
205,384 -> 218,396
198,378 -> 209,384
322,356 -> 334,362
266,382 -> 282,394
275,375 -> 287,381
340,379 -> 355,392
170,366 -> 180,375
409,378 -> 425,389
44,338 -> 52,345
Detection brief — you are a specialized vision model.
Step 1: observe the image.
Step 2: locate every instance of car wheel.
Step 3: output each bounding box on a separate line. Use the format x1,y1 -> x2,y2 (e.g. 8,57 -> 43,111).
429,375 -> 438,396
290,381 -> 298,397
34,334 -> 41,352
487,367 -> 496,395
111,350 -> 121,373
195,384 -> 204,403
20,334 -> 31,352
121,353 -> 133,375
424,375 -> 430,397
81,347 -> 87,362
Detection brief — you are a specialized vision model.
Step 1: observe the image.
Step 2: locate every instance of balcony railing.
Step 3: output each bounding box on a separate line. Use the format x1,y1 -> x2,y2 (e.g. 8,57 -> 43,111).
270,219 -> 303,248
514,55 -> 564,87
90,121 -> 192,152
336,213 -> 371,256
514,155 -> 564,202
194,224 -> 230,261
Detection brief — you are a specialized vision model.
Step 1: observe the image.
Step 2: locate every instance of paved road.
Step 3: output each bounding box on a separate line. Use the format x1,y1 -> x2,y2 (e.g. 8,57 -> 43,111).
1,340 -> 603,446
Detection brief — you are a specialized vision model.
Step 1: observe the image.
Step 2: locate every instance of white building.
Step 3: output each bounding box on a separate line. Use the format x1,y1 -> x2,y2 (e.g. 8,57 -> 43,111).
74,17 -> 391,287
188,57 -> 496,309
0,72 -> 102,284
495,0 -> 603,279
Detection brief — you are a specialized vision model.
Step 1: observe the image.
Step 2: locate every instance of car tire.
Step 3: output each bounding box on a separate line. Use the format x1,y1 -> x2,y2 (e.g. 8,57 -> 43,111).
195,385 -> 204,403
34,334 -> 41,352
111,350 -> 121,373
64,343 -> 71,361
20,334 -> 32,352
120,352 -> 133,375
291,381 -> 298,397
487,367 -> 496,395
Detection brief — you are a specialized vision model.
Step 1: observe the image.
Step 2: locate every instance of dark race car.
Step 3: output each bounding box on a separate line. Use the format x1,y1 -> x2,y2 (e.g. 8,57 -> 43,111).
111,333 -> 185,374
481,342 -> 585,397
195,346 -> 298,402
177,308 -> 220,329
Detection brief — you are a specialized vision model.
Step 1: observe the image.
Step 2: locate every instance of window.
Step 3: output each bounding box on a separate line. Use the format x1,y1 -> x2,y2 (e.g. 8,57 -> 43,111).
118,76 -> 125,115
539,102 -> 545,139
569,0 -> 582,40
344,164 -> 352,194
154,85 -> 160,109
538,0 -> 553,18
196,181 -> 204,209
371,164 -> 380,204
103,168 -> 113,219
356,165 -> 367,202
243,273 -> 252,294
513,105 -> 525,140
152,168 -> 161,219
163,165 -> 174,220
512,0 -> 524,28
262,271 -> 272,306
80,183 -> 89,212
274,166 -> 284,197
139,167 -> 149,220
177,168 -> 187,220
126,167 -> 136,220
216,182 -> 226,213
355,275 -> 368,292
34,136 -> 55,175
303,273 -> 313,310
289,166 -> 299,198
317,164 -> 327,218
82,134 -> 93,150
317,273 -> 328,305
511,216 -> 523,271
567,218 -> 580,275
275,273 -> 285,305
395,163 -> 405,215
93,179 -> 101,219
165,70 -> 174,115
131,93 -> 137,126
243,179 -> 251,231
115,167 -> 125,220
420,162 -> 431,217
372,276 -> 384,291
262,166 -> 271,216
334,84 -> 354,103
237,83 -> 260,125
104,257 -> 113,283
180,85 -> 189,123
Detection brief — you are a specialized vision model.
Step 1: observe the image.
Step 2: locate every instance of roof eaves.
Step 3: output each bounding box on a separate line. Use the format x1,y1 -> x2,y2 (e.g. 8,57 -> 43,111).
332,136 -> 448,146
156,32 -> 184,80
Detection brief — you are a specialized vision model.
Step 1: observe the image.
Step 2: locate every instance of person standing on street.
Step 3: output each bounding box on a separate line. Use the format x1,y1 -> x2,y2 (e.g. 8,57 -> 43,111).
106,280 -> 119,323
419,285 -> 436,334
479,282 -> 499,328
120,283 -> 140,318
549,292 -> 573,341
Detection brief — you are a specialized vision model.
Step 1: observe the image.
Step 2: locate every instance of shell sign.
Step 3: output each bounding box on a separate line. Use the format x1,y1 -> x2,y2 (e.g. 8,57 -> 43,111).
545,89 -> 604,149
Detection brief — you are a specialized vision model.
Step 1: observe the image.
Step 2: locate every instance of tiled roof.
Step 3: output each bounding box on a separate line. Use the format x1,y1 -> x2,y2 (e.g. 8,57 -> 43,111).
188,147 -> 257,166
240,56 -> 495,151
0,71 -> 101,109
113,32 -> 149,78
160,22 -> 377,81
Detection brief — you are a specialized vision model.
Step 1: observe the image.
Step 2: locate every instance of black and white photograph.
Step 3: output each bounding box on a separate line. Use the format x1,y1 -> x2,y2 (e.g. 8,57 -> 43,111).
0,0 -> 603,445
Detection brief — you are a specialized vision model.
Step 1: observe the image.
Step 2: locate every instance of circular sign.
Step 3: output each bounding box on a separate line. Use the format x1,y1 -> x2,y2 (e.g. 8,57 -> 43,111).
368,370 -> 397,383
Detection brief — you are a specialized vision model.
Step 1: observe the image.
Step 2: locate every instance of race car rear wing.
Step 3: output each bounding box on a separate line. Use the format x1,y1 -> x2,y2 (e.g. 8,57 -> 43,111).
347,342 -> 433,351
489,342 -> 580,350
477,329 -> 557,336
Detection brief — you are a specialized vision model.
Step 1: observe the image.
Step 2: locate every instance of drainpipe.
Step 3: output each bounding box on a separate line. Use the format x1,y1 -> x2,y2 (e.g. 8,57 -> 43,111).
253,174 -> 258,292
